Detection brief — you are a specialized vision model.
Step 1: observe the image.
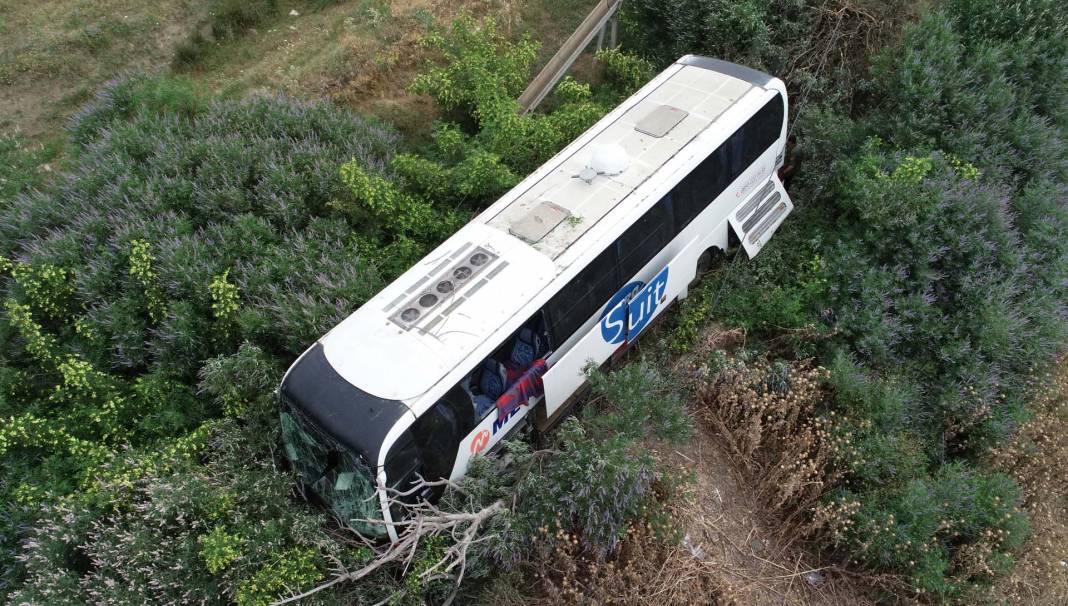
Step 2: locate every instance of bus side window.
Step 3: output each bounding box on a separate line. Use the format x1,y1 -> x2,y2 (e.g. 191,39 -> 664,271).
617,194 -> 674,281
674,141 -> 728,232
726,129 -> 746,179
545,247 -> 620,345
738,93 -> 784,172
410,387 -> 475,483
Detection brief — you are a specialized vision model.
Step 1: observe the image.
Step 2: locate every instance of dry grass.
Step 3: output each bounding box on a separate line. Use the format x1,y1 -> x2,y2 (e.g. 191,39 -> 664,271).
696,356 -> 839,520
486,523 -> 721,606
2,0 -> 601,140
986,360 -> 1068,605
0,0 -> 207,138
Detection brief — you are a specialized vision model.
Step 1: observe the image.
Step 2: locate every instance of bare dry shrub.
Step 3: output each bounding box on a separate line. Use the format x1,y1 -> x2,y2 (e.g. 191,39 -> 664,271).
986,360 -> 1068,605
489,522 -> 721,606
695,354 -> 847,530
785,0 -> 914,94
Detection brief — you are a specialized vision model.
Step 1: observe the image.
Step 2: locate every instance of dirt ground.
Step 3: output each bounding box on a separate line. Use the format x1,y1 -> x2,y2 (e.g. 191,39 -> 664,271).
0,0 -> 207,138
658,428 -> 875,605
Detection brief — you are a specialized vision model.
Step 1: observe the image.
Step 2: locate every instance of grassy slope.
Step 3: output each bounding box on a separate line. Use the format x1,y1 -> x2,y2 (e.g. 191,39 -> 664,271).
0,0 -> 599,142
0,0 -> 207,138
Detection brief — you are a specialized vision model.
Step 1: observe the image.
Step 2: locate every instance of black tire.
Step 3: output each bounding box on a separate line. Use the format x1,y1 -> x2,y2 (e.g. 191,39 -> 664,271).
696,248 -> 715,275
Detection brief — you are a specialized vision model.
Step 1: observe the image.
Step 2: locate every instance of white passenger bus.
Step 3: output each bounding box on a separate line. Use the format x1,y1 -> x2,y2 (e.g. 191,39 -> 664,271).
279,55 -> 794,540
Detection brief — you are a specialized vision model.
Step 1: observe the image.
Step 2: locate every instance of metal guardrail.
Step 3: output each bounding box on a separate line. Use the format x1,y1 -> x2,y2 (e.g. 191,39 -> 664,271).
516,0 -> 624,114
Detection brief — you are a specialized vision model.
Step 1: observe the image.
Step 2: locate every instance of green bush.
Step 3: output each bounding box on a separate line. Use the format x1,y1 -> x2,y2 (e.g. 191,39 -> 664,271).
7,413 -> 339,605
0,75 -> 401,600
583,357 -> 691,443
864,6 -> 1068,185
630,0 -> 1068,597
825,464 -> 1028,597
499,420 -> 656,561
409,15 -> 635,176
66,74 -> 202,145
820,145 -> 1065,453
0,135 -> 56,204
619,0 -> 811,71
482,361 -> 689,565
171,0 -> 281,70
210,0 -> 279,41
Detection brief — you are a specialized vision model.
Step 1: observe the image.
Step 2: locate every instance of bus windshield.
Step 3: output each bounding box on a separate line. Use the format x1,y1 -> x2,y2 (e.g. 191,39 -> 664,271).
280,405 -> 386,538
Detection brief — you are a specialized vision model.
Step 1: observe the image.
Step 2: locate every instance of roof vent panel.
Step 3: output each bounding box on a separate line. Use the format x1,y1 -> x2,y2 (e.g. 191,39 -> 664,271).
509,201 -> 570,244
635,104 -> 689,138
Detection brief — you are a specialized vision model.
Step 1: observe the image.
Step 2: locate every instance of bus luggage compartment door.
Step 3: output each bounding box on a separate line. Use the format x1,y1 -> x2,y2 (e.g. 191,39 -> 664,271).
729,174 -> 793,258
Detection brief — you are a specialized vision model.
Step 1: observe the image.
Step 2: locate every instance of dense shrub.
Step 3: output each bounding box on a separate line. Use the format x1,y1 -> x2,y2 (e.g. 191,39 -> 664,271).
630,0 -> 1068,598
619,0 -> 810,72
863,6 -> 1068,186
409,15 -> 617,175
0,75 -> 408,601
5,74 -> 400,371
8,389 -> 347,606
822,146 -> 1067,452
481,361 -> 690,566
506,420 -> 656,559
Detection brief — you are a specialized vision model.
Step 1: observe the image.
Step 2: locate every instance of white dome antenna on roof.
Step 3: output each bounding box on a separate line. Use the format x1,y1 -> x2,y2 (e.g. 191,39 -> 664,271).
574,144 -> 629,184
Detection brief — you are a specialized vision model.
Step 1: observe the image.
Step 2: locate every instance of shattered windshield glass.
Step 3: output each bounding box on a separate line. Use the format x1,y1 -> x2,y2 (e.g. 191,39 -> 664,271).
280,405 -> 386,538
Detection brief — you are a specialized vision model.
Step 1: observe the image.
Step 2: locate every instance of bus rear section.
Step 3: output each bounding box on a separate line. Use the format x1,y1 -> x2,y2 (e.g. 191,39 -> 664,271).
278,54 -> 794,541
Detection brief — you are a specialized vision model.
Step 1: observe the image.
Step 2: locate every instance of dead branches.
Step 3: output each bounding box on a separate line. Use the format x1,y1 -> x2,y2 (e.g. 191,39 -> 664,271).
787,0 -> 909,82
271,478 -> 506,606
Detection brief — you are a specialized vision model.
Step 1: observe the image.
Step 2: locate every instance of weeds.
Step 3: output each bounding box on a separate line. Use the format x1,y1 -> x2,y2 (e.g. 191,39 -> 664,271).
696,353 -> 843,519
987,361 -> 1068,604
510,522 -> 717,606
172,0 -> 279,70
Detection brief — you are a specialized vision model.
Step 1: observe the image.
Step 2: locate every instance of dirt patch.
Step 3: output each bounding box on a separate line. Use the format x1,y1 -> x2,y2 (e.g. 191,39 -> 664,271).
659,433 -> 873,605
650,323 -> 877,605
0,0 -> 208,139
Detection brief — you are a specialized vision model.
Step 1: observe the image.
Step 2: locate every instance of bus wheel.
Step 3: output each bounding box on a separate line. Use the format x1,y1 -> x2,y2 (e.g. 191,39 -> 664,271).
696,247 -> 719,275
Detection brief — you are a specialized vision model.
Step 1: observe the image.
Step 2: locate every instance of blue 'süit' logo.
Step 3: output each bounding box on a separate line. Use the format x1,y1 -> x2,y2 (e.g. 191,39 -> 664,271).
600,266 -> 670,345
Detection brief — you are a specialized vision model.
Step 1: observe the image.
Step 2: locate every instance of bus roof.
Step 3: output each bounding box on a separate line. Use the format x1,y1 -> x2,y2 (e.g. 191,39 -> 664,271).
318,56 -> 777,403
486,57 -> 762,260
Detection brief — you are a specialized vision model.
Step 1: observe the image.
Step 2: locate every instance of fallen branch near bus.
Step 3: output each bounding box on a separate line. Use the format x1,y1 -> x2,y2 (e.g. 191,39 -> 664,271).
271,479 -> 507,606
